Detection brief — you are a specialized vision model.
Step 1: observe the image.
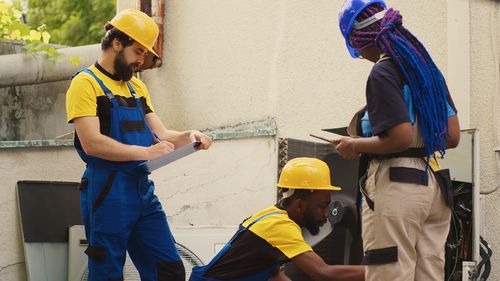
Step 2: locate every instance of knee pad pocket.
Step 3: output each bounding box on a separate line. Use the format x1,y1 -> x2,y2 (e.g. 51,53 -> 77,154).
85,245 -> 107,261
362,246 -> 398,265
389,167 -> 428,186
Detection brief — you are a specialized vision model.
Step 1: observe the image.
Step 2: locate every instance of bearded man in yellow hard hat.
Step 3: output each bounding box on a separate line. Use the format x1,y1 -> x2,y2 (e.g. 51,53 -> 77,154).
65,9 -> 212,281
189,157 -> 365,281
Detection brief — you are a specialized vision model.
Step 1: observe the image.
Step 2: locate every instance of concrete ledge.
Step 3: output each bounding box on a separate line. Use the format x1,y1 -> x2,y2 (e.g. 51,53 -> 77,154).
0,118 -> 277,149
0,139 -> 74,148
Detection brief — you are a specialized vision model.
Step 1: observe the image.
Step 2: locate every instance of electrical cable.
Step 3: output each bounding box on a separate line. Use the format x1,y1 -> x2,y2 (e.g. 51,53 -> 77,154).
478,236 -> 492,281
446,212 -> 461,281
469,236 -> 493,281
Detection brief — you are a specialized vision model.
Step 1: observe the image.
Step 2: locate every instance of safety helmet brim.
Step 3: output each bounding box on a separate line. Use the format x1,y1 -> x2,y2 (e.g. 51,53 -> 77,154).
277,157 -> 343,191
109,9 -> 160,58
277,183 -> 342,191
109,21 -> 159,58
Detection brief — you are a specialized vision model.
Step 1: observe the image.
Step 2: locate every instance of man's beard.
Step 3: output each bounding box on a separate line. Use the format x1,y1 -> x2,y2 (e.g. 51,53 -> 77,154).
303,208 -> 327,236
114,50 -> 139,81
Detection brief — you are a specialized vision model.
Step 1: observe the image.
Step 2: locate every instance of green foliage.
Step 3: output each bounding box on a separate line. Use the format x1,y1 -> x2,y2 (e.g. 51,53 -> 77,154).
1,1 -> 47,41
26,0 -> 116,46
0,1 -> 80,65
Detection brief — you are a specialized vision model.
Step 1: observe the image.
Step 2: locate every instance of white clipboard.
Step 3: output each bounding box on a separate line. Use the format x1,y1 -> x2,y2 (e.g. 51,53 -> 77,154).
137,141 -> 201,173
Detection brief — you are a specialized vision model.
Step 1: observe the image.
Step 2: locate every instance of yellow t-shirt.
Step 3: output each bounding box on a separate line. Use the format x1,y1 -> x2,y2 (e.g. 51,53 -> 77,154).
242,205 -> 313,259
205,205 -> 312,279
65,64 -> 154,124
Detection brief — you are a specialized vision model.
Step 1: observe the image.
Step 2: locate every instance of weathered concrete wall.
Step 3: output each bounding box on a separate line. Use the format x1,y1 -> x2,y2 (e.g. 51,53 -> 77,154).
0,80 -> 72,141
0,41 -> 73,141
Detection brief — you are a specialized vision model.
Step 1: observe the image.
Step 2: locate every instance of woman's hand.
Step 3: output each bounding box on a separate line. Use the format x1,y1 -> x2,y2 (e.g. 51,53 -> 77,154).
332,137 -> 359,159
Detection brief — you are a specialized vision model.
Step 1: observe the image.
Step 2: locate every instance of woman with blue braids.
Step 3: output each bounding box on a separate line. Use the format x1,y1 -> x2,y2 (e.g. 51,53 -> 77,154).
335,1 -> 460,280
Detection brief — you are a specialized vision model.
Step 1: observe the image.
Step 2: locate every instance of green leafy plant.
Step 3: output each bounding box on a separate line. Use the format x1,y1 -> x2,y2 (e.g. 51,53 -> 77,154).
0,1 -> 80,65
26,0 -> 115,47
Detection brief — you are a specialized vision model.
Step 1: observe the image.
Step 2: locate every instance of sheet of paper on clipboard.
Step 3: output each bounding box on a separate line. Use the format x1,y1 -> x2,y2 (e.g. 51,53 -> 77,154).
138,141 -> 202,173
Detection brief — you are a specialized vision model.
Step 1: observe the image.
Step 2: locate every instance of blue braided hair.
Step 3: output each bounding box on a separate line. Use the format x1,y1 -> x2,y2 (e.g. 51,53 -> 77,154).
349,4 -> 449,167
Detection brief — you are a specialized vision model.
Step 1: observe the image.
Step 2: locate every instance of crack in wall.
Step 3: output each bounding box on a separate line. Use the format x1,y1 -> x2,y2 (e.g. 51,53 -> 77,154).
168,185 -> 268,218
163,171 -> 237,200
0,261 -> 24,273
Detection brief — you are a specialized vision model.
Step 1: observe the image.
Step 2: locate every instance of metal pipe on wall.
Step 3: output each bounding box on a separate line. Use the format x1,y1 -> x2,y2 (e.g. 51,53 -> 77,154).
0,44 -> 100,88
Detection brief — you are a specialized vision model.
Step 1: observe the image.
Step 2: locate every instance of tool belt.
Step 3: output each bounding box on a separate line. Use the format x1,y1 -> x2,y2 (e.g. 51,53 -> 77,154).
367,147 -> 427,160
360,147 -> 454,210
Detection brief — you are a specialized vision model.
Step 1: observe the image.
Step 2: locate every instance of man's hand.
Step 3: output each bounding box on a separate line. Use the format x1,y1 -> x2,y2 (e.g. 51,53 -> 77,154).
188,130 -> 213,150
146,140 -> 175,160
332,137 -> 359,159
145,113 -> 213,150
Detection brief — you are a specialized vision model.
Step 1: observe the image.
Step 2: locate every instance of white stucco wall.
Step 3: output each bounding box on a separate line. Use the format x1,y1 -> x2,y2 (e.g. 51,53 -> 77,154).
470,0 -> 500,280
275,0 -> 448,138
144,0 -> 288,131
143,0 -> 449,138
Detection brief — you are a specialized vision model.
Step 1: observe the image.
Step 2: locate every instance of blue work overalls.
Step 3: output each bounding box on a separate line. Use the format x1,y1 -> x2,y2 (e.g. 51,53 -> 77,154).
189,211 -> 283,281
77,69 -> 184,281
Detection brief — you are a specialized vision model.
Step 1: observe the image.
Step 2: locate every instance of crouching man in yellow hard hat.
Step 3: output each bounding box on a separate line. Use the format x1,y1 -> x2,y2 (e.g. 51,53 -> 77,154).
66,9 -> 212,281
189,157 -> 365,281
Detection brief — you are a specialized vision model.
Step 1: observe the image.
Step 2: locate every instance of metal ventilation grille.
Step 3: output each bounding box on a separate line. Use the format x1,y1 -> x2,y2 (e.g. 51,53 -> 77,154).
177,242 -> 205,274
280,137 -> 363,281
80,243 -> 204,281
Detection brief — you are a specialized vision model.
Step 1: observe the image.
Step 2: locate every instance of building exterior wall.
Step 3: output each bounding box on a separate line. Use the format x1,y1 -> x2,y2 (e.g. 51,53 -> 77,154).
0,81 -> 72,141
470,1 -> 500,279
0,138 -> 277,280
0,41 -> 73,141
0,0 -> 499,279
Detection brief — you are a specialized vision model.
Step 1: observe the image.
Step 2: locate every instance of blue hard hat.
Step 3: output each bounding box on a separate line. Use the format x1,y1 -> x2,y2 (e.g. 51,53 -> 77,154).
338,0 -> 387,58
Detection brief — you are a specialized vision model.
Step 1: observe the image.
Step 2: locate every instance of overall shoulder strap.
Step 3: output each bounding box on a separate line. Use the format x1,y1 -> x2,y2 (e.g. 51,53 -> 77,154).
80,69 -> 115,100
125,81 -> 139,100
228,211 -> 283,244
230,211 -> 284,241
205,211 -> 284,267
245,211 -> 284,229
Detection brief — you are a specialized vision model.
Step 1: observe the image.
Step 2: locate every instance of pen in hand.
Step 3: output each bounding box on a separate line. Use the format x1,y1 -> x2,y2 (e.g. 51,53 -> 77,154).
153,132 -> 162,144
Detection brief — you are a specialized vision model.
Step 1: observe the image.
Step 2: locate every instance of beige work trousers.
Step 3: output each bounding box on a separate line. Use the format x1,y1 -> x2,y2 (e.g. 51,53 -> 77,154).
361,158 -> 451,281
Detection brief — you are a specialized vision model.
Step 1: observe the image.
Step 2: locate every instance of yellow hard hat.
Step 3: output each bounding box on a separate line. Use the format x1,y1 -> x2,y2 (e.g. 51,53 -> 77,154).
278,157 -> 342,191
109,8 -> 159,57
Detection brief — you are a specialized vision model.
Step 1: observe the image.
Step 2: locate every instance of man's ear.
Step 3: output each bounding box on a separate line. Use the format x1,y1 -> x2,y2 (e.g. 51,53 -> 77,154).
112,38 -> 122,52
296,198 -> 304,213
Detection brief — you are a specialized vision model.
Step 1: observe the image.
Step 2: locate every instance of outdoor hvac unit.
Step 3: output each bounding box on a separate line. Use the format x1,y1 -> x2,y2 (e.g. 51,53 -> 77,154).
279,135 -> 363,281
68,225 -> 207,281
280,129 -> 492,281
